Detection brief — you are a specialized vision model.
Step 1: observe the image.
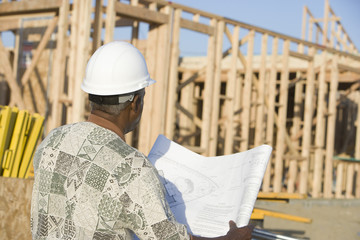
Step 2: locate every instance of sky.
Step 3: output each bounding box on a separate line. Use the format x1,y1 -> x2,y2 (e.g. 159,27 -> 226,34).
1,0 -> 359,57
170,0 -> 360,56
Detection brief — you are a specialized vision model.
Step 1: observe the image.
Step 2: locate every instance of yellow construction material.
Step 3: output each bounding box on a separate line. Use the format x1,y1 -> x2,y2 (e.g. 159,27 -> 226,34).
257,192 -> 307,200
18,114 -> 44,179
2,110 -> 30,178
251,208 -> 312,223
0,106 -> 13,167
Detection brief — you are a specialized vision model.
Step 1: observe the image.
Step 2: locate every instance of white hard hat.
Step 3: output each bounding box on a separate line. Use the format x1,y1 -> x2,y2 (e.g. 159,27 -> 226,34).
81,41 -> 155,96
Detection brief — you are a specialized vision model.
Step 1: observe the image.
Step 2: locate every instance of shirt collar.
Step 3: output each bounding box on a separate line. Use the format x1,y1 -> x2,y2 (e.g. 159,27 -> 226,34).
87,113 -> 124,140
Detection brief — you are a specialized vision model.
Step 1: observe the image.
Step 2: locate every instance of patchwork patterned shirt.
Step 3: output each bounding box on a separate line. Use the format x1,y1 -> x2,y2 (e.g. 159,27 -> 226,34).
31,121 -> 190,240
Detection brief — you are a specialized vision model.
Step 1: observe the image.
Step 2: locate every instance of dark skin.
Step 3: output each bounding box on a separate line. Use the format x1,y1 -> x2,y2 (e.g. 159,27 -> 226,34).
91,89 -> 254,240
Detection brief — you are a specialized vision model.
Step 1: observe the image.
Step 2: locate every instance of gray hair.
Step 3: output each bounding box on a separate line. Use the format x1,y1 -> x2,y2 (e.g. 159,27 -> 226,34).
89,101 -> 130,116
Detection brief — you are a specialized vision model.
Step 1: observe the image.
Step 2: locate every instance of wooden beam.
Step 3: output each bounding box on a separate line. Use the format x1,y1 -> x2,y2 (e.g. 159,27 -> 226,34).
289,51 -> 313,61
324,54 -> 339,198
273,39 -> 290,193
208,20 -> 224,156
165,8 -> 181,138
0,19 -> 19,31
240,30 -> 255,151
338,64 -> 360,75
180,18 -> 214,35
115,1 -> 168,24
104,0 -> 116,43
0,0 -> 61,16
312,52 -> 328,198
224,25 -> 240,155
299,47 -> 316,194
201,18 -> 216,154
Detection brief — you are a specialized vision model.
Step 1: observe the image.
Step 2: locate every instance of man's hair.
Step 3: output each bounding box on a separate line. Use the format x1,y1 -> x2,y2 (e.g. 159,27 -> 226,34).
89,89 -> 144,116
89,101 -> 130,116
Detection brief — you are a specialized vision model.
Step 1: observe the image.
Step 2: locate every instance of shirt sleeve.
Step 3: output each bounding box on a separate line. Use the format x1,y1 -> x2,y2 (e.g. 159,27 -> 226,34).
116,155 -> 190,240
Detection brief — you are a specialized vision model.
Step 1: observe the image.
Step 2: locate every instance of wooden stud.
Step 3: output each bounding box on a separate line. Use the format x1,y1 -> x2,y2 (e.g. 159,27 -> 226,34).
254,33 -> 268,147
70,0 -> 92,123
208,20 -> 224,156
324,54 -> 339,198
273,39 -> 290,193
224,25 -> 240,155
312,52 -> 328,198
92,0 -> 103,52
299,47 -> 316,194
355,91 -> 360,198
165,8 -> 182,139
104,0 -> 115,44
240,30 -> 255,152
263,37 -> 278,192
200,18 -> 216,155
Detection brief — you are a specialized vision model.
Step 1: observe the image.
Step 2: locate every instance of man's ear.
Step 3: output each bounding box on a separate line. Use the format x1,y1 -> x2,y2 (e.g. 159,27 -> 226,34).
132,95 -> 140,113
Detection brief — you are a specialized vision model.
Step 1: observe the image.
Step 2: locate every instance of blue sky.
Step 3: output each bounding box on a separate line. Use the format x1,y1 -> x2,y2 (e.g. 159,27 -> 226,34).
2,0 -> 359,57
171,0 -> 360,56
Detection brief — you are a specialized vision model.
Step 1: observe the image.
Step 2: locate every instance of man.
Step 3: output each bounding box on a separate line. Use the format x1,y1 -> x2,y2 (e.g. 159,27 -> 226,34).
31,41 -> 253,239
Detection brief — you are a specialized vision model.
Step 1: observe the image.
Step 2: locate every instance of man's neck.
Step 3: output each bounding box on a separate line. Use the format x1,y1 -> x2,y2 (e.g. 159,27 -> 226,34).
88,110 -> 126,141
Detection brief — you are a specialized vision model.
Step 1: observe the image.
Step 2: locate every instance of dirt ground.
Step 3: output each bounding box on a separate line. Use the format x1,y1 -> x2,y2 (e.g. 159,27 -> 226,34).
252,198 -> 360,240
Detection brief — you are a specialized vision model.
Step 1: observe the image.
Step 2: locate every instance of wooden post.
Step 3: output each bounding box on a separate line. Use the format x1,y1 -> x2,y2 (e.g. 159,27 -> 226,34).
165,8 -> 181,139
254,33 -> 268,147
66,0 -> 80,124
104,0 -> 115,44
71,0 -> 92,123
335,161 -> 344,198
263,37 -> 278,192
201,18 -> 216,155
150,6 -> 172,148
48,0 -> 69,130
355,91 -> 360,198
208,20 -> 224,156
273,39 -> 290,193
324,54 -> 339,198
240,30 -> 255,152
323,0 -> 330,46
299,47 -> 315,194
224,25 -> 240,155
92,0 -> 103,52
312,51 -> 328,198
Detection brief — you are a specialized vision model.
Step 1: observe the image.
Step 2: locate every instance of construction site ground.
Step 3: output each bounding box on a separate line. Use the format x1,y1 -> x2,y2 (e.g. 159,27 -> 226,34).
253,198 -> 360,239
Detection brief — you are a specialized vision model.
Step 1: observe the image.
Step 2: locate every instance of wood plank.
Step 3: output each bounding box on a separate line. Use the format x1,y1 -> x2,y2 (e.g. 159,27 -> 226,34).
0,19 -> 19,31
338,64 -> 360,75
324,54 -> 339,198
180,18 -> 214,35
150,6 -> 171,148
312,52 -> 328,198
165,8 -> 181,138
208,20 -> 224,156
92,0 -> 103,52
201,18 -> 216,155
263,37 -> 279,192
345,163 -> 355,198
48,0 -> 69,130
299,47 -> 316,194
240,30 -> 255,152
104,0 -> 116,43
0,0 -> 61,16
115,1 -> 168,24
289,51 -> 313,61
224,25 -> 240,155
355,91 -> 360,198
273,39 -> 290,193
254,33 -> 268,147
70,0 -> 91,123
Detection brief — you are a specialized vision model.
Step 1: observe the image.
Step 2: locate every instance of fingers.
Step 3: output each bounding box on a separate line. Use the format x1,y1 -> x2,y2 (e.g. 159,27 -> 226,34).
228,220 -> 237,230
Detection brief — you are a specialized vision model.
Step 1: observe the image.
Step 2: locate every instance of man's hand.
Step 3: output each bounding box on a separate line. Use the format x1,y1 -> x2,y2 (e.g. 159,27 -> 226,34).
225,221 -> 254,240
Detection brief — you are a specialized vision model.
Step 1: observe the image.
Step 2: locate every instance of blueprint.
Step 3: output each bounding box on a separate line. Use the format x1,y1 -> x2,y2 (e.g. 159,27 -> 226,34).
148,135 -> 272,237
